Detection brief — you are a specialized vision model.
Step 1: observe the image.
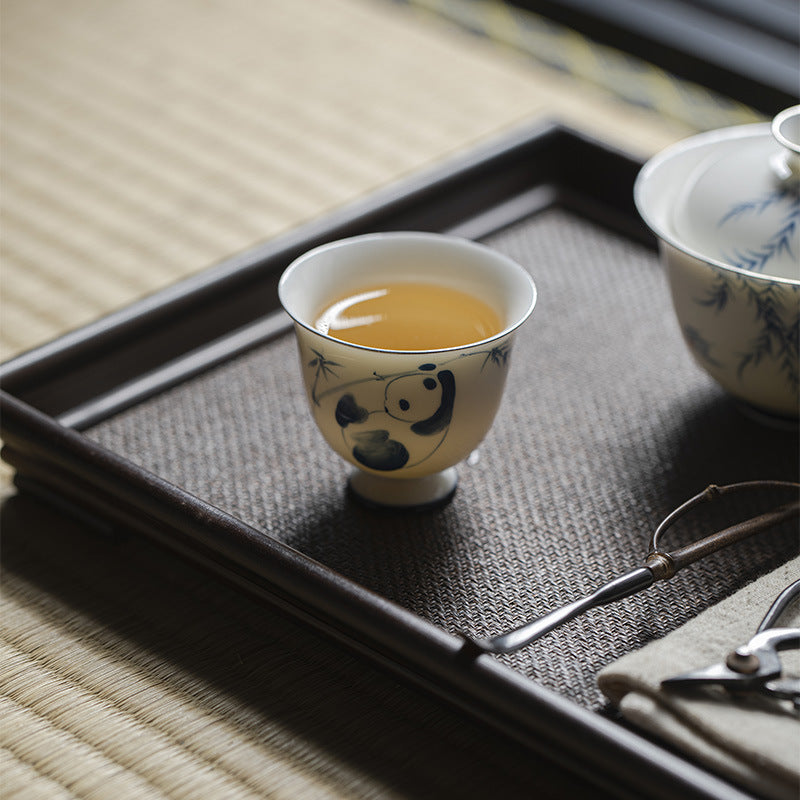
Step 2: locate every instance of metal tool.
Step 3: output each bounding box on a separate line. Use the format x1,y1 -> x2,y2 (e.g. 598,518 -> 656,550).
463,480 -> 800,656
661,579 -> 800,708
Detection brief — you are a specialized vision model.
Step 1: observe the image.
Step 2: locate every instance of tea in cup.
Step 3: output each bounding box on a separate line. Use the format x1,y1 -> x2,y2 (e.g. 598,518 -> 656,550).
278,232 -> 537,507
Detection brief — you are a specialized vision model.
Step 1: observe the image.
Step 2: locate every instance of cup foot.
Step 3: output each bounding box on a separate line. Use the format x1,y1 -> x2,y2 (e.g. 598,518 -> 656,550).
348,467 -> 458,509
733,399 -> 799,431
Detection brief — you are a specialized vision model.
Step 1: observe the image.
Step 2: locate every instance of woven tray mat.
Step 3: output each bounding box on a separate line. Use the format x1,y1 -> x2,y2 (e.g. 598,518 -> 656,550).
0,0 -> 773,797
85,206 -> 799,709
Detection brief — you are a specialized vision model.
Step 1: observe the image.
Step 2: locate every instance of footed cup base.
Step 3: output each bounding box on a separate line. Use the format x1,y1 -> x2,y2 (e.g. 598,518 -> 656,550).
733,398 -> 799,431
348,467 -> 458,510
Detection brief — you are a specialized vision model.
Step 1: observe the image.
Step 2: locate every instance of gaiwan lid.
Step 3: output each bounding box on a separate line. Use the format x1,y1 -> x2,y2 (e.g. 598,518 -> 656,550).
672,105 -> 800,281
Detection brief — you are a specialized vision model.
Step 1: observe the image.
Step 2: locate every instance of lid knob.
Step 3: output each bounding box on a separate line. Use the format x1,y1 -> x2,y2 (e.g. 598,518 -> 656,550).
770,105 -> 800,182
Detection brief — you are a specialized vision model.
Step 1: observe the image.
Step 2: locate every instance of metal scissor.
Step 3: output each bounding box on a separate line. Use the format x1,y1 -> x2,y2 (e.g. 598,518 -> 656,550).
661,579 -> 800,708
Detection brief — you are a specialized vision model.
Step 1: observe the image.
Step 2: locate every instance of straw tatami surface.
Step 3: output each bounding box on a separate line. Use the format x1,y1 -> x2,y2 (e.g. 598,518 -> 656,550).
0,0 -> 760,363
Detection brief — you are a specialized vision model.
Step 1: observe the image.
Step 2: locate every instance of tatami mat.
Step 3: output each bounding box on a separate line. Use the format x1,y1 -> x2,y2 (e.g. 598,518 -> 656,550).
0,0 -> 761,363
0,1 -> 767,798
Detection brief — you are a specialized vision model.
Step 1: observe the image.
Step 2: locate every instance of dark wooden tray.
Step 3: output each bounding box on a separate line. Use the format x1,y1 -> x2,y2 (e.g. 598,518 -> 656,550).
2,124 -> 795,800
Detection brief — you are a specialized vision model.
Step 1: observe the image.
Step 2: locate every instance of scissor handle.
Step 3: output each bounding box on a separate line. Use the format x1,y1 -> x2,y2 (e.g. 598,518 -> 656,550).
645,481 -> 800,580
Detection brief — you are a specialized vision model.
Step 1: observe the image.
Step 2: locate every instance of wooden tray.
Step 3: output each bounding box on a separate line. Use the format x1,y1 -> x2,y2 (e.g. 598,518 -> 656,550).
2,124 -> 796,800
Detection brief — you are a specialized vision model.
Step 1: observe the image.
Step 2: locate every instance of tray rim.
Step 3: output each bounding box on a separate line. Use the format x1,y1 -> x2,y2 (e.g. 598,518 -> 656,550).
0,123 -> 759,800
0,121 -> 652,418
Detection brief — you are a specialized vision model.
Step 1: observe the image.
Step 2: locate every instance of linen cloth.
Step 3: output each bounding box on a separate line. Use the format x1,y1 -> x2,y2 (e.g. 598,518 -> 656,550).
599,556 -> 800,800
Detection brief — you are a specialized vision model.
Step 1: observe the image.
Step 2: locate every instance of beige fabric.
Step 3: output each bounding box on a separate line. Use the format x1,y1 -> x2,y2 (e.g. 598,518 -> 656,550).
599,558 -> 800,800
0,0 -> 772,797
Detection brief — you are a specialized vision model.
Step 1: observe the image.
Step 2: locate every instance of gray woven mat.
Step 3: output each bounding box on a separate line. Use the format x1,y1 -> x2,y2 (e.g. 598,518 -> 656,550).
87,208 -> 799,710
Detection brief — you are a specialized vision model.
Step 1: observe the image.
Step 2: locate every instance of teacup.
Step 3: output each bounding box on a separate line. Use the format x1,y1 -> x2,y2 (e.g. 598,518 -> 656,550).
278,232 -> 537,507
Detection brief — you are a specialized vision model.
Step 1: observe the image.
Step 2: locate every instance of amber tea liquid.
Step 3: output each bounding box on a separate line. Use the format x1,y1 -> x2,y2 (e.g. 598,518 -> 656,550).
314,281 -> 502,350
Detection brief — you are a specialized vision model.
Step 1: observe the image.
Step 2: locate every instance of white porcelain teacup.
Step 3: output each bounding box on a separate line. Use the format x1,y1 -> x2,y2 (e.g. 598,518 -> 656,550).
278,232 -> 537,507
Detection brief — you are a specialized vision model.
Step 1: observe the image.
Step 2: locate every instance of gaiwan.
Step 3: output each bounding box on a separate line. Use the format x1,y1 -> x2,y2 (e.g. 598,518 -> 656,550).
635,105 -> 800,421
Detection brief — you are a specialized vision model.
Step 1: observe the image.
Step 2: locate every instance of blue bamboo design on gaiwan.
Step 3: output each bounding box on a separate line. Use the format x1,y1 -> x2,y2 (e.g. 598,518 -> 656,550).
682,326 -> 722,368
694,267 -> 800,396
718,188 -> 799,274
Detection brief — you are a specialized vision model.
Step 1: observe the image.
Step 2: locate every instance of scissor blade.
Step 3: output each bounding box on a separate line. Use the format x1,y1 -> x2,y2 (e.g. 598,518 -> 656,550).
764,678 -> 800,701
661,662 -> 741,689
466,567 -> 654,655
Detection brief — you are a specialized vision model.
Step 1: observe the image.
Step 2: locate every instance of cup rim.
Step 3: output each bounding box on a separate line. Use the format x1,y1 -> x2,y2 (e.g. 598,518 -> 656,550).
278,231 -> 538,355
633,122 -> 800,287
